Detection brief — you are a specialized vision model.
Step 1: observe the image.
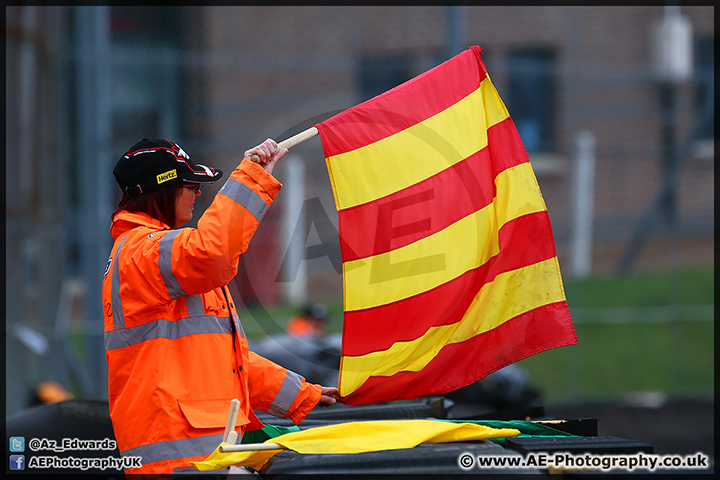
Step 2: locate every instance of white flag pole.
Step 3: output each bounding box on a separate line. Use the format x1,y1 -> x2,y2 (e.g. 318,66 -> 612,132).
250,126 -> 319,163
219,442 -> 285,453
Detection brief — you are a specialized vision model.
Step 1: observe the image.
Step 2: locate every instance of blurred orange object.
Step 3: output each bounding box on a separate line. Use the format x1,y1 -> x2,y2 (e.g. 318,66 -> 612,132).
36,381 -> 73,404
286,303 -> 327,337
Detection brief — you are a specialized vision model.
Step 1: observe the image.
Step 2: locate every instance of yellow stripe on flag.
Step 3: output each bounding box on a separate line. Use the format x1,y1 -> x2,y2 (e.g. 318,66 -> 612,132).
343,162 -> 545,312
339,257 -> 567,395
327,76 -> 509,211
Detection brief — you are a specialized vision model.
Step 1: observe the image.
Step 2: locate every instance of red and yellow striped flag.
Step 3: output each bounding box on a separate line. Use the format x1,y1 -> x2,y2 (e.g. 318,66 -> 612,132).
315,46 -> 577,405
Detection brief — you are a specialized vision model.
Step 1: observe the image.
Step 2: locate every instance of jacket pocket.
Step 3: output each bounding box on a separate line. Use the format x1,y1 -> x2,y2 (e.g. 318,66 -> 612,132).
177,398 -> 249,429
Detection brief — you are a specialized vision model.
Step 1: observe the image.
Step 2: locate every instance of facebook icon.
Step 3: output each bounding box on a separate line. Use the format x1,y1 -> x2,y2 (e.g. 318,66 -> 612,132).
9,454 -> 25,470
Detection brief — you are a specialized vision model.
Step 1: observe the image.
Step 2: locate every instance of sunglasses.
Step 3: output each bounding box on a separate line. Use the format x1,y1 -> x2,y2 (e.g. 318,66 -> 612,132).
183,183 -> 201,193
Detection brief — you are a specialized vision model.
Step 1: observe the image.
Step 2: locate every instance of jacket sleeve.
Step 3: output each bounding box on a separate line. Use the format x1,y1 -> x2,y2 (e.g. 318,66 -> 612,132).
162,159 -> 282,298
246,351 -> 322,424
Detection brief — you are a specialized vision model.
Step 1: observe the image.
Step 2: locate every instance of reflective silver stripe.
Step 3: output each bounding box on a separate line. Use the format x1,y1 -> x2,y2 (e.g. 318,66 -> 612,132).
158,229 -> 187,300
268,370 -> 303,418
120,433 -> 224,466
185,295 -> 205,317
233,314 -> 246,338
218,177 -> 268,222
104,316 -> 234,351
111,238 -> 127,329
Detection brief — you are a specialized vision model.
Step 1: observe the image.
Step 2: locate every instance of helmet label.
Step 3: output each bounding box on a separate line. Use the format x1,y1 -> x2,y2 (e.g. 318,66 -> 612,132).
157,169 -> 178,184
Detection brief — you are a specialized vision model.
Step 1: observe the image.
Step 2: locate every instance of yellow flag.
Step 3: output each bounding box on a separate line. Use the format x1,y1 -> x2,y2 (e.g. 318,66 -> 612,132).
191,419 -> 520,471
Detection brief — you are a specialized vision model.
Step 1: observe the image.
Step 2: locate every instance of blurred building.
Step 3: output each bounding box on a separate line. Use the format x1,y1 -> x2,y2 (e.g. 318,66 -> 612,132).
5,6 -> 713,414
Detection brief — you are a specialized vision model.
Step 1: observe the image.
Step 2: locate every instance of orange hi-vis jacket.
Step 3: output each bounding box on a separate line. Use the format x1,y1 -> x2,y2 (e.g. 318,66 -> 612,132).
102,159 -> 321,474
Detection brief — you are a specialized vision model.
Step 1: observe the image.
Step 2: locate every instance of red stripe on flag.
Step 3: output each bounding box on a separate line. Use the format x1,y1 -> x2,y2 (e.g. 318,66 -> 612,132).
317,47 -> 486,158
341,210 -> 558,357
341,301 -> 576,405
338,118 -> 528,262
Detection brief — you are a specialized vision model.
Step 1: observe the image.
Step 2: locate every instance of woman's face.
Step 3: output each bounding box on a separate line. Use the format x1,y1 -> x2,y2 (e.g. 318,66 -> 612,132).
174,183 -> 201,228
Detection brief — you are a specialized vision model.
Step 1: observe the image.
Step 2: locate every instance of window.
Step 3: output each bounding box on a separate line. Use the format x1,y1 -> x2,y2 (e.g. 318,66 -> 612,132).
694,37 -> 714,141
357,54 -> 414,103
109,6 -> 186,147
506,48 -> 557,154
110,6 -> 184,43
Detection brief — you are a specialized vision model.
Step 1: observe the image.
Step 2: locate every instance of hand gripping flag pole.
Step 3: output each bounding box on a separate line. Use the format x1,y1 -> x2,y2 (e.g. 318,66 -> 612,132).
249,127 -> 318,163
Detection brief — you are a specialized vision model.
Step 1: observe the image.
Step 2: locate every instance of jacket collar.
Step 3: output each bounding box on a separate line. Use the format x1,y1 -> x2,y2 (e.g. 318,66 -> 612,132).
110,210 -> 170,241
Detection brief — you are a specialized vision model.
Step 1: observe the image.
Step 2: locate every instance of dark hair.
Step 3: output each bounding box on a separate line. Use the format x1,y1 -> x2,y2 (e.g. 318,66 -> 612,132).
111,183 -> 182,228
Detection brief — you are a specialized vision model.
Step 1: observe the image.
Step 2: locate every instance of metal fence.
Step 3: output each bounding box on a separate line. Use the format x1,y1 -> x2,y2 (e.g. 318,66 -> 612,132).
5,6 -> 714,415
